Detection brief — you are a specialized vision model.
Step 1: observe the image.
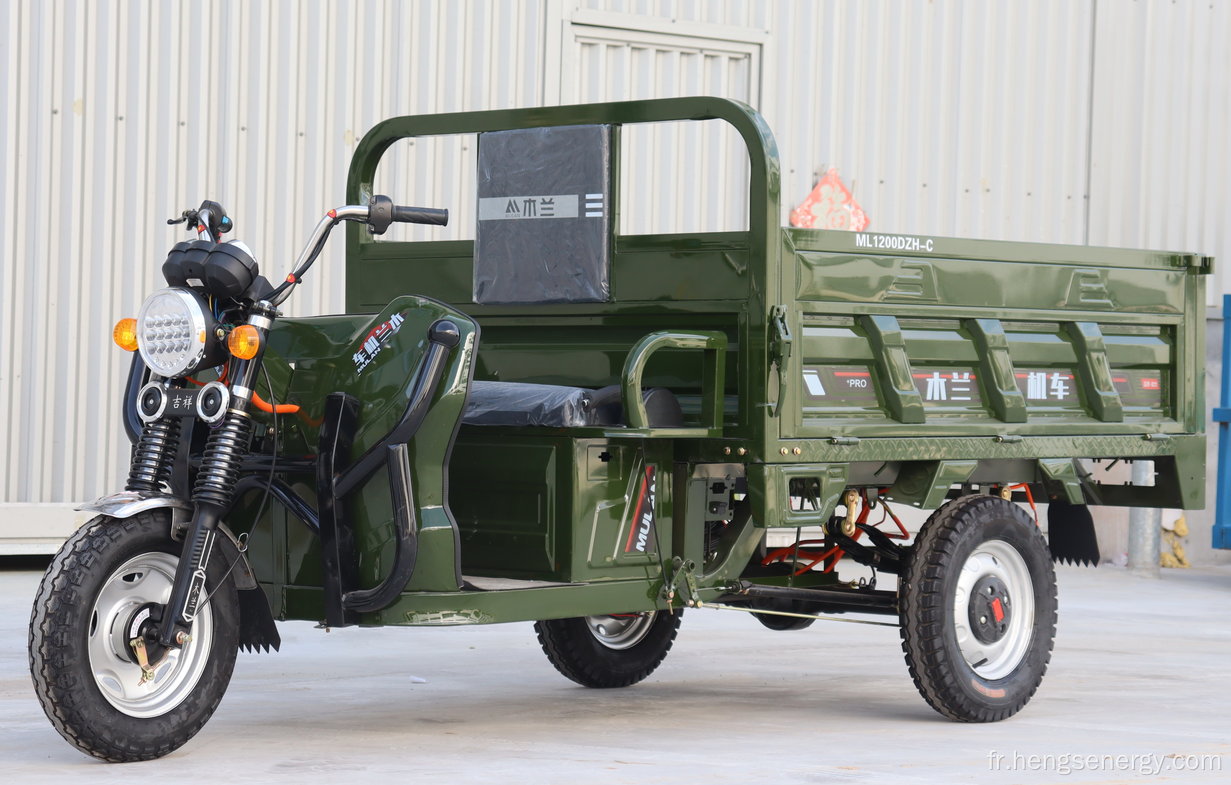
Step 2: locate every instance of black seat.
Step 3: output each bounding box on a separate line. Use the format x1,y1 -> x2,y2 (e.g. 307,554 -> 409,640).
463,381 -> 683,428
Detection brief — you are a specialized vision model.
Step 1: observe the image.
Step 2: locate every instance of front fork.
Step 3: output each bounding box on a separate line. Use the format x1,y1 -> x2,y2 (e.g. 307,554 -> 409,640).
157,302 -> 276,648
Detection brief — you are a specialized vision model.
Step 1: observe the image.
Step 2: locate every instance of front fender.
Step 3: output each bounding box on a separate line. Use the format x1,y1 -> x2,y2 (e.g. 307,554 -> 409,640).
76,491 -> 256,592
76,491 -> 192,519
78,490 -> 278,650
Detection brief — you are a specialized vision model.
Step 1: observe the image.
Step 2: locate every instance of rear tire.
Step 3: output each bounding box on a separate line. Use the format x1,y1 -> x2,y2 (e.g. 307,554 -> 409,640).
535,610 -> 682,688
29,511 -> 239,762
899,495 -> 1056,722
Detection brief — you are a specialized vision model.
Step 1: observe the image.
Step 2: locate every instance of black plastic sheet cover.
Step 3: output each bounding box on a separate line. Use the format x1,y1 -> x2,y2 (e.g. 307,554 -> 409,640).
462,381 -> 595,428
473,124 -> 612,304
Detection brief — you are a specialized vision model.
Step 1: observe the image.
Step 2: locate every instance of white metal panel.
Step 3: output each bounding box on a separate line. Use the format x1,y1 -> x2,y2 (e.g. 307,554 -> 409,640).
569,1 -> 1094,243
1087,0 -> 1231,305
762,0 -> 1094,244
0,0 -> 547,505
562,22 -> 759,234
575,0 -> 769,29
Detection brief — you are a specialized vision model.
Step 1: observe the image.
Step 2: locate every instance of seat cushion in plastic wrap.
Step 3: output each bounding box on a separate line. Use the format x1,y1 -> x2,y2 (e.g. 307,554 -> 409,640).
463,381 -> 595,427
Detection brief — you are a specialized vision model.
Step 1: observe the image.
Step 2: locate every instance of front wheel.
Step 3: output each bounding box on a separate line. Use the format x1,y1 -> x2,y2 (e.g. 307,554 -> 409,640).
899,495 -> 1057,722
29,511 -> 239,762
535,610 -> 682,688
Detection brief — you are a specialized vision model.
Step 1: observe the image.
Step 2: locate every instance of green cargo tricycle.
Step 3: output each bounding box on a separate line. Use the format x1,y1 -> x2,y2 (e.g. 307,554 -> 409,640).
29,98 -> 1208,761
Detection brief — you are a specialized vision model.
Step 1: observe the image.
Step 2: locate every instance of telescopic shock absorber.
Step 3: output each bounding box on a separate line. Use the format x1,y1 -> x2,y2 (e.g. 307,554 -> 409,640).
192,414 -> 253,509
125,418 -> 182,493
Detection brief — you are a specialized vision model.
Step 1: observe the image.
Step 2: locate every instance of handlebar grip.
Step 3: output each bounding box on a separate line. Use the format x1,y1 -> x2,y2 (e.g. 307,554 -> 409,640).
391,205 -> 449,226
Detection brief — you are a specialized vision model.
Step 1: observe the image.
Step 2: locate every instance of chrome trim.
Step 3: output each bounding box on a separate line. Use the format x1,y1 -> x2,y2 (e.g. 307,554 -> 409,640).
194,381 -> 229,425
76,491 -> 192,520
270,205 -> 369,307
247,313 -> 273,331
196,207 -> 214,240
135,287 -> 210,378
136,381 -> 168,424
230,385 -> 253,401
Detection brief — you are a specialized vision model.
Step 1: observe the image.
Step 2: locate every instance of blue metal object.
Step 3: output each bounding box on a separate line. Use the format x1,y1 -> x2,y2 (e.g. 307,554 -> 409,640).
1213,294 -> 1231,548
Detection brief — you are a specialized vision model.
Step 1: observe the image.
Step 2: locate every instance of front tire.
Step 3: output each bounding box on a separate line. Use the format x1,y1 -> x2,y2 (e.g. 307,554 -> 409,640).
899,495 -> 1057,722
29,511 -> 240,762
535,610 -> 682,688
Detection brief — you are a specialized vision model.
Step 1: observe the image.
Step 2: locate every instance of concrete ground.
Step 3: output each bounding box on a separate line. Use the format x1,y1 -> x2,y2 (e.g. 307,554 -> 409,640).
1,560 -> 1228,784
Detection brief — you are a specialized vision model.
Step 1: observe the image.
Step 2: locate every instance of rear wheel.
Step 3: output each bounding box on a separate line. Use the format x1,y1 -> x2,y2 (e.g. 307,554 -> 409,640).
29,511 -> 239,762
899,495 -> 1056,722
535,610 -> 682,688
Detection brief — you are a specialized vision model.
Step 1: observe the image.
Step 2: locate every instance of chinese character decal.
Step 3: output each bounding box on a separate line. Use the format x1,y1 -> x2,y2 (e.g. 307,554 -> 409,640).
912,370 -> 982,406
925,372 -> 947,402
1017,371 -> 1079,404
352,310 -> 409,375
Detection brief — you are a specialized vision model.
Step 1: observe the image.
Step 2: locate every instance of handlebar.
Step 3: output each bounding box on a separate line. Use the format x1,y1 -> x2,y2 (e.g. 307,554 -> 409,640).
393,205 -> 449,226
267,195 -> 447,307
366,194 -> 449,235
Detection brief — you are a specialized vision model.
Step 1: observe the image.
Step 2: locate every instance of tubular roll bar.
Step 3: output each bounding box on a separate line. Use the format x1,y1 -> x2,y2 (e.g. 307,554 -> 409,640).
621,330 -> 727,437
345,97 -> 781,259
315,319 -> 461,625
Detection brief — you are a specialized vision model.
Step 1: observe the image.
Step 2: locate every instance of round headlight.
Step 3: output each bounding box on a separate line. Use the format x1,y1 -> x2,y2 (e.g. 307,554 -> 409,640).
136,288 -> 214,378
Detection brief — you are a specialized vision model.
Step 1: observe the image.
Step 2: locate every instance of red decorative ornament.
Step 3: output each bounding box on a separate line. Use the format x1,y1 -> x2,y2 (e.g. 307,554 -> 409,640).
789,168 -> 869,232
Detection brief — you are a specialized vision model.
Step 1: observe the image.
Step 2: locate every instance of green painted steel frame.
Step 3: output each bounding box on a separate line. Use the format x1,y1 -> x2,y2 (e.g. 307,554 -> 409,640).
622,330 -> 727,435
255,97 -> 1213,628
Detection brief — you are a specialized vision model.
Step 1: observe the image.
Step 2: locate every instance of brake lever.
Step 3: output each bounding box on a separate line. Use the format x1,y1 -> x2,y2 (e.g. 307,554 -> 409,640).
167,209 -> 201,229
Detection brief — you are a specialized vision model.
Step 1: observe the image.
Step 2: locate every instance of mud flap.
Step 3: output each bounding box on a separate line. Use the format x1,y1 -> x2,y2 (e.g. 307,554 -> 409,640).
237,587 -> 282,653
1046,499 -> 1100,567
216,525 -> 281,652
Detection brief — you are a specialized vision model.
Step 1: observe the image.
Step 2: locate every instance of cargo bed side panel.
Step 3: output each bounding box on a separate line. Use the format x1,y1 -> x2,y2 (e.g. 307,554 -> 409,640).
785,229 -> 1203,441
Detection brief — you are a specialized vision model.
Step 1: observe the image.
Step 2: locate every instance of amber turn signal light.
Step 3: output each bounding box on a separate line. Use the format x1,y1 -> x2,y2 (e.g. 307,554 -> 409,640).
113,318 -> 138,352
228,324 -> 260,360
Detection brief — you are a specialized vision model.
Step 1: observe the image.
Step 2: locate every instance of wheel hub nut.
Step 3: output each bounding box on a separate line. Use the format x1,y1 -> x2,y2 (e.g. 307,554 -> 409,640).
968,575 -> 1012,643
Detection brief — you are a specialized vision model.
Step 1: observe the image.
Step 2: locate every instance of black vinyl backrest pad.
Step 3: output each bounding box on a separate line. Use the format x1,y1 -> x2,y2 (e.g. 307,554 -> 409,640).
473,125 -> 611,305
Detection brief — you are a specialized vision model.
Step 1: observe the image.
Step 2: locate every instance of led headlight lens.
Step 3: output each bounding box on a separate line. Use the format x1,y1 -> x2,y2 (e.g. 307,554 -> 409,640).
136,288 -> 211,378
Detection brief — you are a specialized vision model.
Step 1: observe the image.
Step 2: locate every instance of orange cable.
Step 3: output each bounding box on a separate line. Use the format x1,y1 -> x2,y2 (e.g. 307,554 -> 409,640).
251,392 -> 300,414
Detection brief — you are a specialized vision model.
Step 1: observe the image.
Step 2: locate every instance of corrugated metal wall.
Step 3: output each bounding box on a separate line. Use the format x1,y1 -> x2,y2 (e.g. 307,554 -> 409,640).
1087,0 -> 1231,300
764,0 -> 1094,245
2,0 -> 1229,521
0,0 -> 547,506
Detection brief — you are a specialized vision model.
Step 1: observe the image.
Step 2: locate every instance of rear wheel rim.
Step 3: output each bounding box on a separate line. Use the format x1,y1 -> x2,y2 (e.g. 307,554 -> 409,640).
585,613 -> 656,650
952,539 -> 1034,681
87,551 -> 213,718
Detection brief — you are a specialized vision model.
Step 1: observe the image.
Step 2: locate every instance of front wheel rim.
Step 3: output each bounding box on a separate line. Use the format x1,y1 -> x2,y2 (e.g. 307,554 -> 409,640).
585,612 -> 656,650
952,539 -> 1035,681
87,551 -> 213,718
